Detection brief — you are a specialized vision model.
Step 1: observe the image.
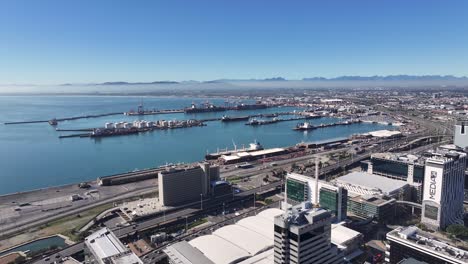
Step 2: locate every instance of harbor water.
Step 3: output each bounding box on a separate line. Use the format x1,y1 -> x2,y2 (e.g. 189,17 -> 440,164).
0,96 -> 393,195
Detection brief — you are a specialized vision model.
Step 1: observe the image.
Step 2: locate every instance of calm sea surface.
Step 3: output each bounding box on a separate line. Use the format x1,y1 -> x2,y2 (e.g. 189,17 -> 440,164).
0,96 -> 392,194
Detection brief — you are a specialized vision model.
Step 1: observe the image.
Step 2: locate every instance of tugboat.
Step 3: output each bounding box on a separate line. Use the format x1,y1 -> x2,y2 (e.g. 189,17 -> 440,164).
48,118 -> 58,126
293,122 -> 315,131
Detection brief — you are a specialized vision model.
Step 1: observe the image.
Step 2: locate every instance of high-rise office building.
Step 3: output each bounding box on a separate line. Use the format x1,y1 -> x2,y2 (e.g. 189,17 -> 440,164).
454,120 -> 468,149
286,173 -> 347,222
421,151 -> 466,230
159,163 -> 220,206
273,204 -> 343,264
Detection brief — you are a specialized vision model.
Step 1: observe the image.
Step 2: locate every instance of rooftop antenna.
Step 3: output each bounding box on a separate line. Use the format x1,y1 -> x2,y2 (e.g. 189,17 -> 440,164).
284,173 -> 288,212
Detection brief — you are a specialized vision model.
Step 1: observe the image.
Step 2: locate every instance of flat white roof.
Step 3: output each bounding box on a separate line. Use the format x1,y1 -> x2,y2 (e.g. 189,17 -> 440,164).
85,228 -> 127,260
336,172 -> 408,195
331,224 -> 362,246
249,148 -> 285,157
220,155 -> 241,161
367,130 -> 401,138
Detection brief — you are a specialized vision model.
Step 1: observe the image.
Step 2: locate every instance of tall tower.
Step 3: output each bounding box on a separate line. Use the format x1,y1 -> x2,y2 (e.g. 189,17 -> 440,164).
274,204 -> 343,264
421,151 -> 466,230
454,120 -> 468,148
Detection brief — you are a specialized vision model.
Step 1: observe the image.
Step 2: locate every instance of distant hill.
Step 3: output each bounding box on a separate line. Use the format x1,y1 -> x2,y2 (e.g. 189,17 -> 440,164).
303,75 -> 468,81
99,81 -> 179,85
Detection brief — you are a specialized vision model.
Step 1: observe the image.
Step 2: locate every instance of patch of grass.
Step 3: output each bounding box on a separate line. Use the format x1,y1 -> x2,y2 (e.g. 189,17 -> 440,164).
188,218 -> 208,229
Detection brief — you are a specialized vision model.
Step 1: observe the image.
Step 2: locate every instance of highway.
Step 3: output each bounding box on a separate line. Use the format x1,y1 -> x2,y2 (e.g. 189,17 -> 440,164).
31,181 -> 282,264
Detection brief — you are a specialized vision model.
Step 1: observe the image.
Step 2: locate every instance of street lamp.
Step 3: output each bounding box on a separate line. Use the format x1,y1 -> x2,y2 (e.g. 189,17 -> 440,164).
185,216 -> 188,233
200,194 -> 203,210
222,202 -> 225,221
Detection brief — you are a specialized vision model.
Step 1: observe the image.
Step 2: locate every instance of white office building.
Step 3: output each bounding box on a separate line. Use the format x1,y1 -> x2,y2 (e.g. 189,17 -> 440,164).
454,120 -> 468,148
273,204 -> 343,264
421,151 -> 466,230
286,173 -> 348,222
84,228 -> 143,264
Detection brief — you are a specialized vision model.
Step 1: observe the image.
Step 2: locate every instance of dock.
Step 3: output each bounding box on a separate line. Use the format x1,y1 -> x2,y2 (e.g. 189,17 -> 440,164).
245,116 -> 316,126
4,112 -> 124,125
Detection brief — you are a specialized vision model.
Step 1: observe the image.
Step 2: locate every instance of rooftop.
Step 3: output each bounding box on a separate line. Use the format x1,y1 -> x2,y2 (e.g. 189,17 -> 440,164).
371,152 -> 425,165
85,228 -> 128,260
331,223 -> 363,247
335,172 -> 408,196
387,226 -> 468,263
164,208 -> 283,264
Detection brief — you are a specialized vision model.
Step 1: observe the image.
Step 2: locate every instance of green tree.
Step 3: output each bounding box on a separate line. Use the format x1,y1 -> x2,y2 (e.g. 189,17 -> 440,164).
446,224 -> 468,239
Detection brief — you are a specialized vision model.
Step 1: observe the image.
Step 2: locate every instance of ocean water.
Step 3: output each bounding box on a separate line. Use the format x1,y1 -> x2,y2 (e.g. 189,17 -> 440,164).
0,96 -> 392,195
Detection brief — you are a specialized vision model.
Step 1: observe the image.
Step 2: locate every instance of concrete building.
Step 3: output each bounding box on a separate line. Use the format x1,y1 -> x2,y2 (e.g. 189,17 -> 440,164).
335,172 -> 410,200
84,227 -> 143,264
386,226 -> 468,264
348,194 -> 396,222
421,150 -> 466,230
362,153 -> 424,202
286,173 -> 347,222
274,204 -> 343,264
454,120 -> 468,148
158,163 -> 220,206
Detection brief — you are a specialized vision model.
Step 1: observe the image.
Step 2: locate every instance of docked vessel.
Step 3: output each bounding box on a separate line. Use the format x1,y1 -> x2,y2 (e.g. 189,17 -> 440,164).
90,127 -> 139,137
293,122 -> 315,130
221,115 -> 250,122
48,119 -> 58,126
184,103 -> 226,113
205,141 -> 263,160
233,102 -> 268,110
245,118 -> 278,126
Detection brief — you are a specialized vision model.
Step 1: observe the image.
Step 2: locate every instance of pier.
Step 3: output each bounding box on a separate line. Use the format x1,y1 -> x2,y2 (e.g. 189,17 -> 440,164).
4,112 -> 124,125
245,116 -> 317,126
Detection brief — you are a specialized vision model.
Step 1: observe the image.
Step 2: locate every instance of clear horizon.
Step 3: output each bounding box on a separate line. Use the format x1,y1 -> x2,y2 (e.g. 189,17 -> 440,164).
1,0 -> 468,85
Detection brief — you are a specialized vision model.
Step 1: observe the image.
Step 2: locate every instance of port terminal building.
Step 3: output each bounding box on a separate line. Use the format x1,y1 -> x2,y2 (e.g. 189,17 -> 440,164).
158,163 -> 221,206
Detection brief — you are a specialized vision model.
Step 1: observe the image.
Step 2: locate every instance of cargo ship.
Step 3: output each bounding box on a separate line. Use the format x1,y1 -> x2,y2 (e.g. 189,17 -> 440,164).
245,118 -> 278,126
90,127 -> 139,137
221,115 -> 250,122
233,102 -> 268,110
205,141 -> 263,160
184,103 -> 226,114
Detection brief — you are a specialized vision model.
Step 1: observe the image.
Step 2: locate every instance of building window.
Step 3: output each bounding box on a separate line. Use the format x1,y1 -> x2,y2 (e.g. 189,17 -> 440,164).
424,204 -> 438,220
462,125 -> 466,135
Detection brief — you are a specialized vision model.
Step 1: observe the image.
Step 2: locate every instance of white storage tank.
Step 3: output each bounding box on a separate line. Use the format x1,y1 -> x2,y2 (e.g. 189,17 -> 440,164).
104,122 -> 114,129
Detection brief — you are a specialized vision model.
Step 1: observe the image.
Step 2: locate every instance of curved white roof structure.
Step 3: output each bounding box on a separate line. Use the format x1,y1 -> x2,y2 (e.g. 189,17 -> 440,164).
213,225 -> 271,255
257,208 -> 283,220
189,235 -> 250,264
168,208 -> 285,264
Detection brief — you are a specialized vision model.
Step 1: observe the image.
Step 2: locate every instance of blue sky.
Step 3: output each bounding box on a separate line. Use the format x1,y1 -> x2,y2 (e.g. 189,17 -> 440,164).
1,0 -> 467,84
